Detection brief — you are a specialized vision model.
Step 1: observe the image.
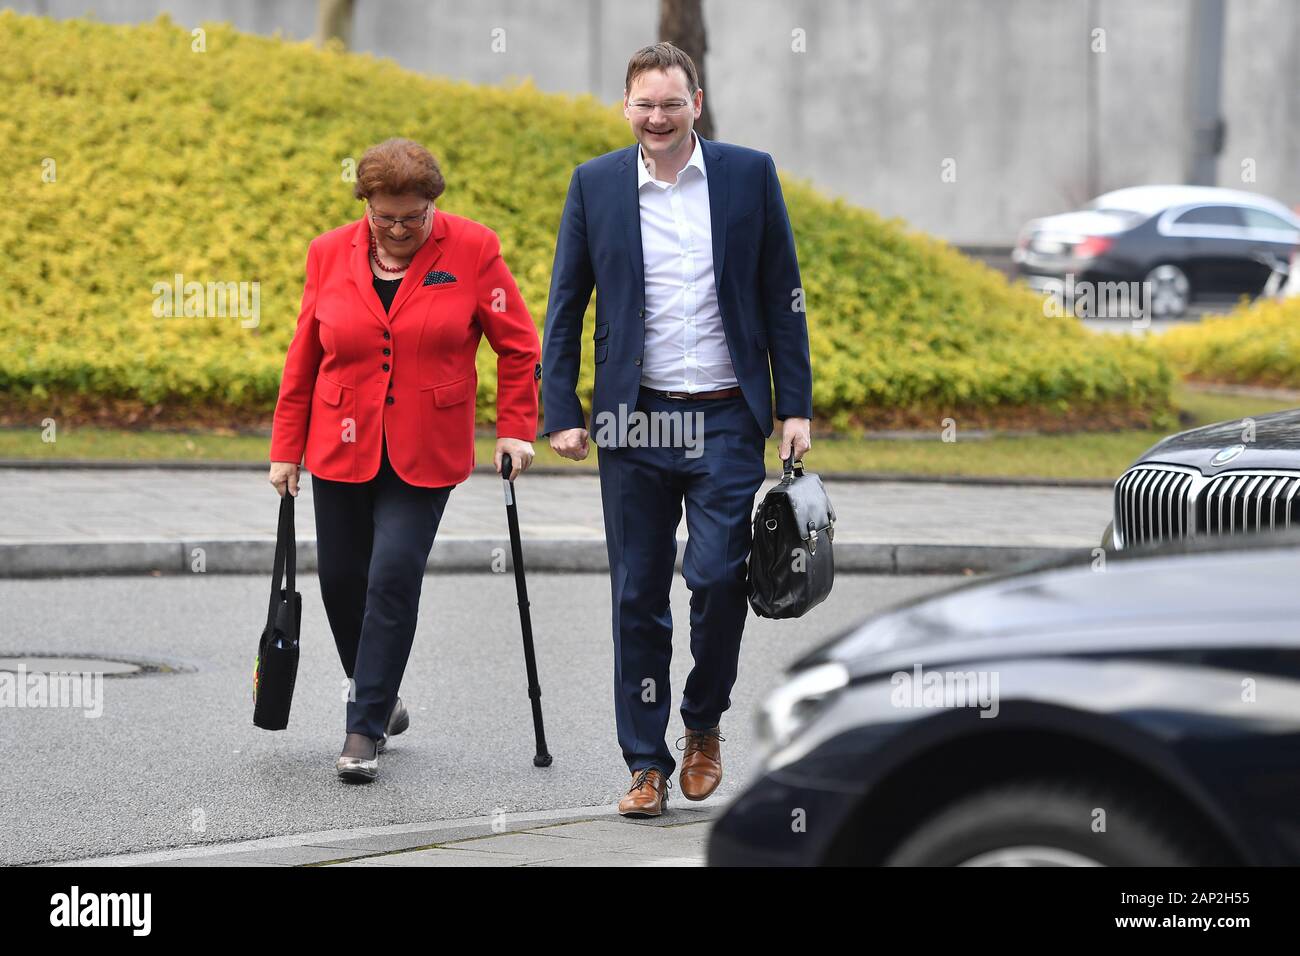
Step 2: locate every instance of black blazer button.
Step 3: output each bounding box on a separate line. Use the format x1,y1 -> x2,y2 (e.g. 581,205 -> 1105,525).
386,395 -> 394,405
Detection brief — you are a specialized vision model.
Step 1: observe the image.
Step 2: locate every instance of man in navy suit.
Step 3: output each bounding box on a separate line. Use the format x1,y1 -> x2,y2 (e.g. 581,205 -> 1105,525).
541,42 -> 813,817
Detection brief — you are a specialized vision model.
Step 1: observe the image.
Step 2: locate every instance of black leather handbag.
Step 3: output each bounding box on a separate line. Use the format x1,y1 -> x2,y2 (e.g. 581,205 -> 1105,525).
253,491 -> 301,730
747,455 -> 836,619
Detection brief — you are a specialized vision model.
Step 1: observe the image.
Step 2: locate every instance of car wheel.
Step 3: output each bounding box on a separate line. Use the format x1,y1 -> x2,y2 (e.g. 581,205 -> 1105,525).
883,778 -> 1215,866
1143,263 -> 1191,319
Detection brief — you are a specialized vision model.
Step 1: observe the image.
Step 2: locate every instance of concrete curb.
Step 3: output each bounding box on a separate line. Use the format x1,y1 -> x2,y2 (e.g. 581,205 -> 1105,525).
37,798 -> 727,867
0,458 -> 1114,488
1180,381 -> 1300,401
0,536 -> 1090,578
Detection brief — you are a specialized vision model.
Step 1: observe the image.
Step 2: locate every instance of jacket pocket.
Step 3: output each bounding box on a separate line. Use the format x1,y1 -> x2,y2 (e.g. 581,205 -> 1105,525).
594,322 -> 609,341
315,375 -> 344,407
422,374 -> 472,407
594,344 -> 609,364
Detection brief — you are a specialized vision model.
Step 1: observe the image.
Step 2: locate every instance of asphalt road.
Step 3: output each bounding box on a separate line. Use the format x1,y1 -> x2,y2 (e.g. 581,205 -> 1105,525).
0,571 -> 966,865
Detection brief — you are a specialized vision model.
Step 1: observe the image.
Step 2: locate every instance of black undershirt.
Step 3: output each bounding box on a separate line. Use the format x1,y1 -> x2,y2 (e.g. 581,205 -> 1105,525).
373,273 -> 402,313
373,273 -> 402,462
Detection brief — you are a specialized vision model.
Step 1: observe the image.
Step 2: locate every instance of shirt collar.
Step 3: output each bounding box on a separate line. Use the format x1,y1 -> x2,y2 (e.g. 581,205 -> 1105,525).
637,131 -> 706,188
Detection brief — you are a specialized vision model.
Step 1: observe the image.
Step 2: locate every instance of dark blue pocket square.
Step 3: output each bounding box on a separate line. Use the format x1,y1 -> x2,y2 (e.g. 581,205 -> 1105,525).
422,270 -> 458,286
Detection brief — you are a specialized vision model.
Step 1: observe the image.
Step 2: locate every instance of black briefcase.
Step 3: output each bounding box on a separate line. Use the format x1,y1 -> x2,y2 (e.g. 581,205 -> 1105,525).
747,455 -> 836,619
253,490 -> 301,730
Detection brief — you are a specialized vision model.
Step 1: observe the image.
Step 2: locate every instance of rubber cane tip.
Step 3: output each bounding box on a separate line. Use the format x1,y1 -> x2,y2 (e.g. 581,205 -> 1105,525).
533,753 -> 553,768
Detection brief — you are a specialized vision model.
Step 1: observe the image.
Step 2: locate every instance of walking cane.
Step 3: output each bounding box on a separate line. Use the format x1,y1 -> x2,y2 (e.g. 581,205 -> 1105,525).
500,452 -> 553,767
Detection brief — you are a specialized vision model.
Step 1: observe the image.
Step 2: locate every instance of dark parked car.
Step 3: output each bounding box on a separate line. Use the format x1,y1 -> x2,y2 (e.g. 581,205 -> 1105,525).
707,532 -> 1300,866
1108,407 -> 1300,551
1013,185 -> 1300,318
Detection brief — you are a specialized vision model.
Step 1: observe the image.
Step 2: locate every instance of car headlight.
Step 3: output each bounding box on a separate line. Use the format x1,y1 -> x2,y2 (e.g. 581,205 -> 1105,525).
756,661 -> 850,751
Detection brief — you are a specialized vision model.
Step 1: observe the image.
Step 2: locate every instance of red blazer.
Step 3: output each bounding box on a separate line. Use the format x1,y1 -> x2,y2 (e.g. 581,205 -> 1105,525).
269,212 -> 541,486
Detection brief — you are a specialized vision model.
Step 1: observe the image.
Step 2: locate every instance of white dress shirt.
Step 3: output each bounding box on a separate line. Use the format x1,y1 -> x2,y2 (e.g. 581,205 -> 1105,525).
637,132 -> 739,392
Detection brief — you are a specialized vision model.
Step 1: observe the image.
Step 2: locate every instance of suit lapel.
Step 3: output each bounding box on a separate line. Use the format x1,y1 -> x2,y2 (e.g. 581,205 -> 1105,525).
350,218 -> 390,327
618,146 -> 646,295
700,135 -> 728,285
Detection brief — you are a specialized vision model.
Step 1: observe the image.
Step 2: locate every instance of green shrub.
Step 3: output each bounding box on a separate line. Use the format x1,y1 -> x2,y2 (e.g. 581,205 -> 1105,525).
1154,295 -> 1300,388
0,12 -> 1174,431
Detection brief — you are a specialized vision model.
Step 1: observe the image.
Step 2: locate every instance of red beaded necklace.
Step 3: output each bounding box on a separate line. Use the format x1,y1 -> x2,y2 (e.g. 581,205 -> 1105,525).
369,230 -> 409,275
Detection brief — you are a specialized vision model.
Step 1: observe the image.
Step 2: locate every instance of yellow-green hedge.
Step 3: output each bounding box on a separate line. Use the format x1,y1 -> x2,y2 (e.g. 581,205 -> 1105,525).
1154,295 -> 1300,388
0,12 -> 1174,431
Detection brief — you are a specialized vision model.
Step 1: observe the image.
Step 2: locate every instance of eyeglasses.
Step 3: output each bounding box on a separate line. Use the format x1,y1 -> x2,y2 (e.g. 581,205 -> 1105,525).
627,100 -> 692,116
369,204 -> 430,230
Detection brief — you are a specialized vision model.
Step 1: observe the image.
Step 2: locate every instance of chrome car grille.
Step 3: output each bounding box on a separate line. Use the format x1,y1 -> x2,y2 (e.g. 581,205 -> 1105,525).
1114,465 -> 1195,547
1114,465 -> 1300,549
1202,472 -> 1300,535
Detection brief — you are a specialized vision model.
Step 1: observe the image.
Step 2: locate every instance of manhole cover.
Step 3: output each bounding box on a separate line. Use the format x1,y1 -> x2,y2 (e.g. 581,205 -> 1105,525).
0,656 -> 140,675
0,655 -> 182,677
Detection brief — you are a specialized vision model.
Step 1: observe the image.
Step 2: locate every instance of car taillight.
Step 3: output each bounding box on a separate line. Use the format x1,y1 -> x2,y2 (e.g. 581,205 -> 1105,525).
1074,235 -> 1114,259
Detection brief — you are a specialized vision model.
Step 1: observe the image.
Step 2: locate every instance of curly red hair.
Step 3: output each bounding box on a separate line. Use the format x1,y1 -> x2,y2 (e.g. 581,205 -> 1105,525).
353,138 -> 445,201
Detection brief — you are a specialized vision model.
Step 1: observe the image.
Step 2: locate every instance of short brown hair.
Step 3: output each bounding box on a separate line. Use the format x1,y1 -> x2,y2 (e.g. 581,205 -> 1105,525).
625,42 -> 699,95
353,138 -> 445,201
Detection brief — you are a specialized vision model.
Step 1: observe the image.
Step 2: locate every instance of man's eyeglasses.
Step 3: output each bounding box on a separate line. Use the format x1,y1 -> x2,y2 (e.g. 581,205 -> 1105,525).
627,100 -> 692,116
369,205 -> 430,230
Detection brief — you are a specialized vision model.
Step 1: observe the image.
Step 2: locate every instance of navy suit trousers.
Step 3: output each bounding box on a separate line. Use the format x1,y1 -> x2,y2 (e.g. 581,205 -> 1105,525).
597,387 -> 768,776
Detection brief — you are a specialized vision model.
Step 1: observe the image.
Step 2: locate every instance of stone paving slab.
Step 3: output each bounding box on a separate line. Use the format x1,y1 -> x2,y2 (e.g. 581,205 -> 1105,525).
332,848 -> 541,867
0,467 -> 1114,576
46,801 -> 722,868
284,817 -> 713,868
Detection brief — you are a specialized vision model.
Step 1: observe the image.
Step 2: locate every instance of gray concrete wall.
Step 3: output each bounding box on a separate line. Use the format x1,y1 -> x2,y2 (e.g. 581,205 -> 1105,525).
10,0 -> 1300,243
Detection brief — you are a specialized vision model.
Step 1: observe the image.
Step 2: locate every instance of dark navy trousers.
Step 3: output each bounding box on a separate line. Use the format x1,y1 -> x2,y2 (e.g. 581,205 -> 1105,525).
597,387 -> 768,776
311,433 -> 452,740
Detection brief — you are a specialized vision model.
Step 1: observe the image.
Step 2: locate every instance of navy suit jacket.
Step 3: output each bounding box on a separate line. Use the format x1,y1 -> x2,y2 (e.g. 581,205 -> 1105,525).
540,135 -> 813,442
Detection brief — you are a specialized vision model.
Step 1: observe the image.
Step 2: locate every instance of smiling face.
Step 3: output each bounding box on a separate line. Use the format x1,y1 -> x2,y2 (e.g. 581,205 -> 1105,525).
366,191 -> 433,262
624,66 -> 703,171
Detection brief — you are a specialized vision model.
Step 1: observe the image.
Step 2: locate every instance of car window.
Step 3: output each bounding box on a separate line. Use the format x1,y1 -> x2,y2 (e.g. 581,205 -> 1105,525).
1173,205 -> 1246,227
1241,208 -> 1298,231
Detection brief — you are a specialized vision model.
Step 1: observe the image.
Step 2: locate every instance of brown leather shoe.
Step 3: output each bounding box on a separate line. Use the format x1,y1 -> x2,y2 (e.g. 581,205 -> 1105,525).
618,768 -> 671,817
677,726 -> 724,800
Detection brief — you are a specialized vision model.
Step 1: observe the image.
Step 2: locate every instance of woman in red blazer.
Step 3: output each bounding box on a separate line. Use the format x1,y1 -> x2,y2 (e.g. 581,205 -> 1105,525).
268,138 -> 540,781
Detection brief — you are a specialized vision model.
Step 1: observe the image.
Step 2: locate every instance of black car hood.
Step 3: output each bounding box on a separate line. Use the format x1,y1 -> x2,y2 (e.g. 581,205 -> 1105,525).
802,534 -> 1300,676
1135,407 -> 1300,472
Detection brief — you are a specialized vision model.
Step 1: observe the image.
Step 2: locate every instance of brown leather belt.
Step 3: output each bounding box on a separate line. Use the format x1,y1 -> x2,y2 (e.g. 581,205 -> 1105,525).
641,385 -> 743,401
